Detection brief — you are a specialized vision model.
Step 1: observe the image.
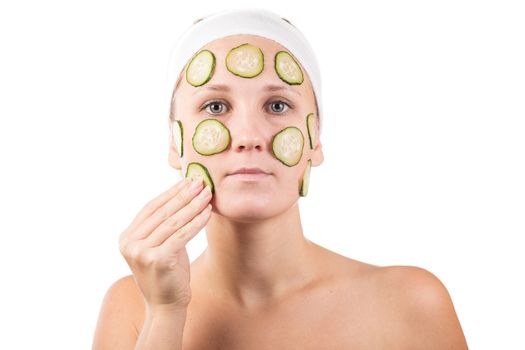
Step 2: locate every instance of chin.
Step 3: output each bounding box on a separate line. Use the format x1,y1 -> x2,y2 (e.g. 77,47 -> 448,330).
214,197 -> 281,221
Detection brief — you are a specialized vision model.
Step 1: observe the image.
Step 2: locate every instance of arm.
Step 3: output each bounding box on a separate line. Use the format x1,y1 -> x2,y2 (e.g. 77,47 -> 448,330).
134,306 -> 188,350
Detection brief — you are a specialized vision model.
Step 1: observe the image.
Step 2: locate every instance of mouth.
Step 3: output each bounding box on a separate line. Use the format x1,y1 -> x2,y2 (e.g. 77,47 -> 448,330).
227,167 -> 272,181
228,167 -> 271,176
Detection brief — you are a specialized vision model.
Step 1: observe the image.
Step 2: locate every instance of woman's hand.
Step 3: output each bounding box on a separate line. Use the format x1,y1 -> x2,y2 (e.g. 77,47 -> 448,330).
118,177 -> 212,313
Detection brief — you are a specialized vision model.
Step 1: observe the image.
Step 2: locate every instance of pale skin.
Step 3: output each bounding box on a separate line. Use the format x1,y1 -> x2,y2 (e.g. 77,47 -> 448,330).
92,34 -> 469,349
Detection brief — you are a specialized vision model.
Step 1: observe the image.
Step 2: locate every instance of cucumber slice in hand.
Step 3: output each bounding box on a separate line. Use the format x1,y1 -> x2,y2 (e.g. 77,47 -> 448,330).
192,118 -> 231,156
306,113 -> 317,150
171,119 -> 184,157
186,162 -> 215,193
300,159 -> 312,197
186,49 -> 216,87
275,51 -> 304,85
271,126 -> 304,167
226,43 -> 264,78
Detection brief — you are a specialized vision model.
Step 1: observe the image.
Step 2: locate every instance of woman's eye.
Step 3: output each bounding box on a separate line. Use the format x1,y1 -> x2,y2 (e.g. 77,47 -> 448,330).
204,101 -> 227,114
268,100 -> 290,114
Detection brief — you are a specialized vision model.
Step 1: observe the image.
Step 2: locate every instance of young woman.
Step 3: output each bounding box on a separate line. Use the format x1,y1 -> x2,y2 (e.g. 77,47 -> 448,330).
93,9 -> 468,350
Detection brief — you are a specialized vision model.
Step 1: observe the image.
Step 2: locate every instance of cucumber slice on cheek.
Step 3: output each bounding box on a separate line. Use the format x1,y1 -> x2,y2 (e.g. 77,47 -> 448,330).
306,112 -> 317,150
171,119 -> 184,157
226,43 -> 264,78
271,126 -> 304,167
275,51 -> 304,85
192,118 -> 231,156
186,162 -> 215,194
186,49 -> 216,87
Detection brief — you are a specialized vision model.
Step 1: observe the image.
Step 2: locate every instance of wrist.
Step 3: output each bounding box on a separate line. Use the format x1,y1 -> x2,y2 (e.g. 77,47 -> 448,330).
146,303 -> 189,318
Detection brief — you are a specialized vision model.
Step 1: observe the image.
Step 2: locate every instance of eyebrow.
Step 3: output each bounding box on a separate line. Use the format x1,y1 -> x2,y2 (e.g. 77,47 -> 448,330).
192,83 -> 301,96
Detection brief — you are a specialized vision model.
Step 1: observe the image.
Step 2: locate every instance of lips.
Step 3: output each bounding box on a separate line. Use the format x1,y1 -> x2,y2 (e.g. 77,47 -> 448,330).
228,167 -> 271,176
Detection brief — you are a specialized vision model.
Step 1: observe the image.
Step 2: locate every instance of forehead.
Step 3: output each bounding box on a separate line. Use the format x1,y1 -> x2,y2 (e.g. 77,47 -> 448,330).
202,34 -> 288,53
176,34 -> 313,95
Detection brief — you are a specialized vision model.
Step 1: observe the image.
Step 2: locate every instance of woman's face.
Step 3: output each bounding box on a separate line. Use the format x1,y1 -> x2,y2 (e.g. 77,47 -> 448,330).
169,34 -> 323,222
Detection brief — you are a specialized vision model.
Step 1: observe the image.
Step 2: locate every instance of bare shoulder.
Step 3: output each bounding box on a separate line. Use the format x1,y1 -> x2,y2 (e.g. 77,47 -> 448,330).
371,264 -> 469,349
100,275 -> 145,330
313,245 -> 468,349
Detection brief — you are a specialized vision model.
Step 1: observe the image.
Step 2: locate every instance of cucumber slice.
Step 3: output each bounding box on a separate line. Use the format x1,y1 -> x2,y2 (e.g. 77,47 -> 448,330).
271,126 -> 304,167
275,51 -> 304,85
299,159 -> 312,197
225,43 -> 264,78
306,113 -> 317,150
185,162 -> 215,193
192,118 -> 231,156
171,119 -> 184,157
186,49 -> 216,87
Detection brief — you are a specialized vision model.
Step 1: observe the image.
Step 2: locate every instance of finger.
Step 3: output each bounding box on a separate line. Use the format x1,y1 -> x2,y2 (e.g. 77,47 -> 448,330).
146,185 -> 212,247
128,178 -> 190,231
129,178 -> 204,241
159,203 -> 212,253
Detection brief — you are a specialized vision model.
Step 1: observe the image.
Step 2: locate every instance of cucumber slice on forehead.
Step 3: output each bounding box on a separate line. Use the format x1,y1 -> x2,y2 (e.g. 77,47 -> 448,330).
275,51 -> 304,85
299,159 -> 312,197
192,118 -> 231,156
271,126 -> 304,167
185,162 -> 215,194
226,43 -> 264,78
186,49 -> 216,87
306,113 -> 317,150
171,119 -> 184,157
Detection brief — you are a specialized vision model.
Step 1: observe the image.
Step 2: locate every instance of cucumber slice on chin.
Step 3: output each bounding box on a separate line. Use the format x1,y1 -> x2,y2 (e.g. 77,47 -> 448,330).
271,126 -> 304,167
192,118 -> 231,156
185,162 -> 215,193
171,119 -> 184,157
275,51 -> 304,85
186,49 -> 216,87
299,159 -> 312,197
226,43 -> 264,78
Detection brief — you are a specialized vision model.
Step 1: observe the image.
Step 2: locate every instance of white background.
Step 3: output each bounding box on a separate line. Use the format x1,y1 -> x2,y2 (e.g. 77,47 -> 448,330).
1,1 -> 523,349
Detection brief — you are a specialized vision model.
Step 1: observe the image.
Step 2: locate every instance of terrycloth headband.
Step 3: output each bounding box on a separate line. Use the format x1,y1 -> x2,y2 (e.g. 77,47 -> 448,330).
165,8 -> 323,136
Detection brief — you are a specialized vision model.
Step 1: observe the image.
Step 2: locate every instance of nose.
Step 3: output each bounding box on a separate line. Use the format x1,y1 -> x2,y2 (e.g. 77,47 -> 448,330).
229,110 -> 266,153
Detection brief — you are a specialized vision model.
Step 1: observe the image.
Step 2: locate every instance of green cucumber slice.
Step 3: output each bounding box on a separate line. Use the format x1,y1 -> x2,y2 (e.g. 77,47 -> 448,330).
185,162 -> 215,193
171,119 -> 184,157
271,126 -> 304,167
192,118 -> 231,156
186,49 -> 216,87
225,43 -> 264,78
299,159 -> 312,197
275,51 -> 304,85
306,113 -> 317,150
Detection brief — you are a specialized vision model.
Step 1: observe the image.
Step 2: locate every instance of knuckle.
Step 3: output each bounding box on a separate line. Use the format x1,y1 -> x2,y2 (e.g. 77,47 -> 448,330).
174,191 -> 186,203
165,215 -> 179,228
138,249 -> 156,266
153,207 -> 170,220
127,243 -> 144,262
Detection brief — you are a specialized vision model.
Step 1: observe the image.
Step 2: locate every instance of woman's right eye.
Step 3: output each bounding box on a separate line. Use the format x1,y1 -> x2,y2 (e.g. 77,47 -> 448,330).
203,101 -> 228,115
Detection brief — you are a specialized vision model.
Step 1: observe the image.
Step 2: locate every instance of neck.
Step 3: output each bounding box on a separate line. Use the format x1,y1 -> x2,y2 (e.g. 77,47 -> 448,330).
200,202 -> 318,310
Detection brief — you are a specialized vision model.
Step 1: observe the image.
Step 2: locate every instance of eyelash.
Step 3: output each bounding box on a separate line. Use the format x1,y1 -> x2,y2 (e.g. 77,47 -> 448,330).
201,99 -> 293,115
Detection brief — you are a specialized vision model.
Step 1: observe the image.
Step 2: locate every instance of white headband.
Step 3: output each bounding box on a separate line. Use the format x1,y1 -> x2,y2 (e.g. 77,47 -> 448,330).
165,8 -> 323,136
